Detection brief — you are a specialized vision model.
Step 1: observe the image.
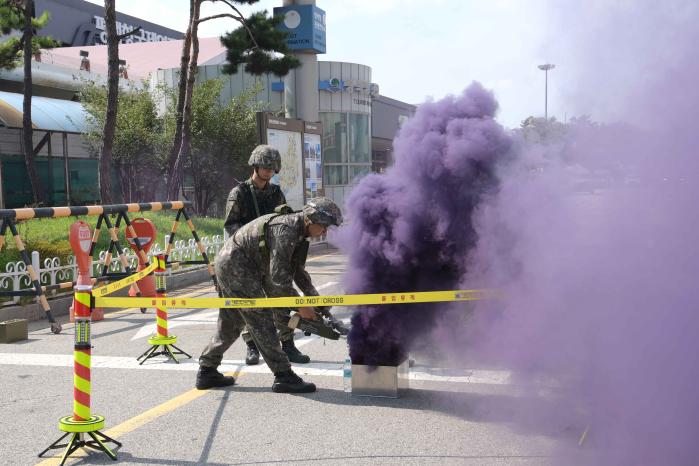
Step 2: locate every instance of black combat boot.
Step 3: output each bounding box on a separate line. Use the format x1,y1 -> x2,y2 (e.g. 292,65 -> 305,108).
245,340 -> 260,365
281,338 -> 310,364
196,366 -> 236,390
272,370 -> 316,393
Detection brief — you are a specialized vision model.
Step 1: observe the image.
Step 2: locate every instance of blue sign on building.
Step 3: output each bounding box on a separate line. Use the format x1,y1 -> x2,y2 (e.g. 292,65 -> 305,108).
273,5 -> 326,54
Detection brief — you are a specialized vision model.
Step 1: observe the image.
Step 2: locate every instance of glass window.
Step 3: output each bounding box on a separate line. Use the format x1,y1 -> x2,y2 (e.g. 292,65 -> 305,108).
320,112 -> 347,163
350,165 -> 371,183
349,114 -> 370,163
325,165 -> 347,185
321,112 -> 371,187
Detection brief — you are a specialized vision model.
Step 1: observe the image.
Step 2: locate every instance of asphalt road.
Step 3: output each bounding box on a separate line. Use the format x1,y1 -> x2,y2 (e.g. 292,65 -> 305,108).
0,248 -> 588,466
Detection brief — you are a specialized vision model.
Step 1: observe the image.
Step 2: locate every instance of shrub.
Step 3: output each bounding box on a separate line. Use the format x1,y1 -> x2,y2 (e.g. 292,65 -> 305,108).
26,240 -> 73,264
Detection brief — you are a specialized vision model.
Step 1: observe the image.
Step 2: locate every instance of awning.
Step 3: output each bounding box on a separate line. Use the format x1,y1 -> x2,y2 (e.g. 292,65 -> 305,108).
0,90 -> 88,133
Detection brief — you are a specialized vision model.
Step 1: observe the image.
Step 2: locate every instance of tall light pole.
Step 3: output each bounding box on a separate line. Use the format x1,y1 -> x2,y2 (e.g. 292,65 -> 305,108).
538,64 -> 555,120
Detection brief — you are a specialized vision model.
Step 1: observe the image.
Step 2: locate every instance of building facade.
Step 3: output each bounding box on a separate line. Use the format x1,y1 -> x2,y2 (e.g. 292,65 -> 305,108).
317,61 -> 373,206
371,95 -> 416,173
34,0 -> 183,46
154,59 -> 378,208
0,0 -> 414,209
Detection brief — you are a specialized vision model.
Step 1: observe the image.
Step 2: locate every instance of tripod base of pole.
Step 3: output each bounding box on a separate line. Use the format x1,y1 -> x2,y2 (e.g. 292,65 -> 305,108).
137,334 -> 191,364
38,415 -> 121,465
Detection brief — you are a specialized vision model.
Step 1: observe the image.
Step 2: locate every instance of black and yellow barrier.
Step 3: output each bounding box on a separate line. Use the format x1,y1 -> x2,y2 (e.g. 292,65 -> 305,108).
0,201 -> 217,334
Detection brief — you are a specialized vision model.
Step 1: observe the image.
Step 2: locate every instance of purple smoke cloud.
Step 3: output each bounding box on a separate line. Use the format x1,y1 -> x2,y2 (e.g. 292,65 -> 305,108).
338,2 -> 699,463
339,82 -> 512,366
455,2 -> 699,464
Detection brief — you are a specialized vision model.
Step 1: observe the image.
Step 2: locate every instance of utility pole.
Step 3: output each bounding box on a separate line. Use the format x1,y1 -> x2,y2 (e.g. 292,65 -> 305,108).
281,0 -> 321,122
538,63 -> 555,120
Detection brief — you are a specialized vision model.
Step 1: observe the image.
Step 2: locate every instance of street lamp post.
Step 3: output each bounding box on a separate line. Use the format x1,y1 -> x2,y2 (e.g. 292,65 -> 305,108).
538,64 -> 555,120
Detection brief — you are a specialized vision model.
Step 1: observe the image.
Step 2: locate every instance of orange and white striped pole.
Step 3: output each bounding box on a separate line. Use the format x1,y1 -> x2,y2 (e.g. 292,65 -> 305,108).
136,254 -> 191,364
72,286 -> 92,421
39,283 -> 121,463
154,254 -> 168,339
39,221 -> 122,462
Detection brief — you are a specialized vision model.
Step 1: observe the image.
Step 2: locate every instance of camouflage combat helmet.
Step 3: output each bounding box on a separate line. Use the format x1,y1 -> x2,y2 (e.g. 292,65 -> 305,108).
248,145 -> 281,173
303,197 -> 343,227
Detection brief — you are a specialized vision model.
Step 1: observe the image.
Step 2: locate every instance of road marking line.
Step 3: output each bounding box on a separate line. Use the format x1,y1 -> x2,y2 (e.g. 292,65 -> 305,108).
0,353 -> 511,385
306,250 -> 339,262
315,281 -> 338,291
35,369 -> 243,466
31,256 -> 344,464
130,310 -> 219,341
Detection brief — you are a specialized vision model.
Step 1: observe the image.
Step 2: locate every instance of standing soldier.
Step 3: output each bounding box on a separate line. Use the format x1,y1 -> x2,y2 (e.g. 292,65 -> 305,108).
196,197 -> 343,392
223,144 -> 311,366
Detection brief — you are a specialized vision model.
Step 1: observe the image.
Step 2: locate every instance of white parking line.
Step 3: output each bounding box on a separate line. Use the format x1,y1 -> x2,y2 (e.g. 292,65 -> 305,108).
0,352 -> 511,385
315,281 -> 338,291
130,310 -> 219,341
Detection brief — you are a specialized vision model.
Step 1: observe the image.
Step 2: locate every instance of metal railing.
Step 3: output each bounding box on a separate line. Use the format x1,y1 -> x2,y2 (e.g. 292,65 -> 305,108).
0,234 -> 224,306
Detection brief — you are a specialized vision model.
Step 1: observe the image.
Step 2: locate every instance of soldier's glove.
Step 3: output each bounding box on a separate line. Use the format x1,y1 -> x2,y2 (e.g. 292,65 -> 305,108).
284,310 -> 341,340
315,306 -> 350,336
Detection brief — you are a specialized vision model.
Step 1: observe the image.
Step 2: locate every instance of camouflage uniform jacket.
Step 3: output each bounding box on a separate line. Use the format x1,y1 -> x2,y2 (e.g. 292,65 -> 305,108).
216,212 -> 318,299
223,178 -> 286,237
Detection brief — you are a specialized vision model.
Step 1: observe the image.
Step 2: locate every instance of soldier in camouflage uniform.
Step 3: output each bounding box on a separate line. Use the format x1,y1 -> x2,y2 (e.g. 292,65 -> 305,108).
224,145 -> 286,237
196,197 -> 343,392
223,145 -> 311,365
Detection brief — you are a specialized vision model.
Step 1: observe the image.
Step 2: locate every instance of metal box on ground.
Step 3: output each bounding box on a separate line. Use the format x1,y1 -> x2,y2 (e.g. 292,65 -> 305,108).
0,318 -> 28,343
352,360 -> 409,398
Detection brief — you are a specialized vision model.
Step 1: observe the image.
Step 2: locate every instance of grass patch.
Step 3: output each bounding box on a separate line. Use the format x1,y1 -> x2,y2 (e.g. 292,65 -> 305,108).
0,211 -> 224,270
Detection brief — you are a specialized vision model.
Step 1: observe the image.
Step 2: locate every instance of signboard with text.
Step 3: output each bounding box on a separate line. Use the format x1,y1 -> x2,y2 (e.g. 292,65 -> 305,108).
34,0 -> 183,46
256,113 -> 323,208
273,5 -> 326,53
267,127 -> 304,210
303,122 -> 323,200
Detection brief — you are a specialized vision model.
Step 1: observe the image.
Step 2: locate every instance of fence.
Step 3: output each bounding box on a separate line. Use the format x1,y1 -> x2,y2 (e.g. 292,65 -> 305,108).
0,234 -> 224,306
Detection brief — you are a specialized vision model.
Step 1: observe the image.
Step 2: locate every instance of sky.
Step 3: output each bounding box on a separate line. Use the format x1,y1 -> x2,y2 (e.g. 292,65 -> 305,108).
83,0 -> 569,128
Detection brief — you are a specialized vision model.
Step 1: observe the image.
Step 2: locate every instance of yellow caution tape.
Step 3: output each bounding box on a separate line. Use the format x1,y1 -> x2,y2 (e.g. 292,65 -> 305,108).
95,289 -> 494,309
92,261 -> 159,297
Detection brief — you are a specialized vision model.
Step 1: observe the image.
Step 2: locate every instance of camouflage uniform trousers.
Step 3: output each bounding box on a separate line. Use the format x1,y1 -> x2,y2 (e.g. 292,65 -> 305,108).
241,308 -> 294,345
199,279 -> 291,374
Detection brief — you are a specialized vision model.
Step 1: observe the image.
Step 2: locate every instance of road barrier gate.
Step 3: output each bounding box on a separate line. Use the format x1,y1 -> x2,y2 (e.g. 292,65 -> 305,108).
0,201 -> 218,334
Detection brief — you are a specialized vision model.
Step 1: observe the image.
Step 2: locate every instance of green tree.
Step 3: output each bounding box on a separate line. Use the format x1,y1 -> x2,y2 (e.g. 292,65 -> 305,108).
165,0 -> 194,187
219,10 -> 300,76
0,0 -> 55,69
80,77 -> 263,210
0,0 -> 58,206
185,79 -> 265,215
166,0 -> 300,201
519,115 -> 568,145
80,80 -> 166,203
98,0 -> 142,204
